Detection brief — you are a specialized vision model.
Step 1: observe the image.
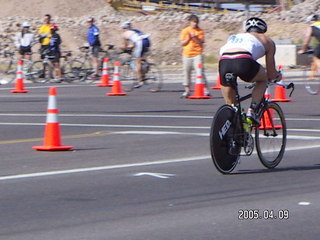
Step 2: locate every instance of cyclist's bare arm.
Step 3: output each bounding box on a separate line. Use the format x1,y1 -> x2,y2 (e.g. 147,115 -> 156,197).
264,39 -> 279,81
299,27 -> 313,54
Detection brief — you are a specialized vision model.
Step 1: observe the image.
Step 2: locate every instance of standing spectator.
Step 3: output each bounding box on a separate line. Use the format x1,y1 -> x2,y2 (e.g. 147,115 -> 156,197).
48,24 -> 62,83
38,14 -> 52,59
15,22 -> 35,60
179,14 -> 210,98
87,17 -> 101,79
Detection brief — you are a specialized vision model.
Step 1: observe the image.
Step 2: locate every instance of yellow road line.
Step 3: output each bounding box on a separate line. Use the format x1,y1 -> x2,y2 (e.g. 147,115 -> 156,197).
0,131 -> 110,145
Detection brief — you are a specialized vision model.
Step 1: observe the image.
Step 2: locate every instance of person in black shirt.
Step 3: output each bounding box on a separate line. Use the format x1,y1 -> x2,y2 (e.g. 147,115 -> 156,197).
49,24 -> 62,82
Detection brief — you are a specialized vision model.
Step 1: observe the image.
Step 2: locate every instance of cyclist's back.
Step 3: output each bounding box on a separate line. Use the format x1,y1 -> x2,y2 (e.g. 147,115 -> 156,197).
219,17 -> 279,124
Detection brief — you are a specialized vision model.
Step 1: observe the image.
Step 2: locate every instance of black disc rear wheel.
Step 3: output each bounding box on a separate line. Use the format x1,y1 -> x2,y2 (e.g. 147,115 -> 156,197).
210,105 -> 241,174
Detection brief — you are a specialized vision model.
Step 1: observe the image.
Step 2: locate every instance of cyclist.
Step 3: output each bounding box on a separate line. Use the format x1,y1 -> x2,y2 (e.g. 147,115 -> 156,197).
298,14 -> 320,69
87,17 -> 101,79
180,14 -> 210,98
219,17 -> 280,124
38,14 -> 52,59
120,21 -> 151,88
14,22 -> 35,60
48,24 -> 62,83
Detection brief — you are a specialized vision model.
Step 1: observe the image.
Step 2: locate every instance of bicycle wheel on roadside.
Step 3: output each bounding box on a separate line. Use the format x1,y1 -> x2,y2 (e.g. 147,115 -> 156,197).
62,59 -> 83,83
210,105 -> 241,174
120,62 -> 137,92
304,64 -> 320,95
255,102 -> 286,169
0,59 -> 16,84
145,63 -> 163,92
28,61 -> 51,83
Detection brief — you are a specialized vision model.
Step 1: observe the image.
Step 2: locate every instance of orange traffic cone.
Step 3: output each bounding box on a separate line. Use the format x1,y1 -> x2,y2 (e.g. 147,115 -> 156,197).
259,108 -> 282,130
189,63 -> 211,99
97,58 -> 112,87
264,87 -> 272,100
211,74 -> 221,89
272,66 -> 291,102
11,60 -> 28,93
33,87 -> 73,151
106,61 -> 127,96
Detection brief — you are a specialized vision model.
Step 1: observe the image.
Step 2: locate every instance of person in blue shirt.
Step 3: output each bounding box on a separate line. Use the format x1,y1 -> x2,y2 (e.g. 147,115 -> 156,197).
49,24 -> 62,82
87,17 -> 101,78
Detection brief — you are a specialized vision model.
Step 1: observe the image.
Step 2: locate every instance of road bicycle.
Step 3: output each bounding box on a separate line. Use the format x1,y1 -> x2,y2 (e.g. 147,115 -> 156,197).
0,50 -> 34,84
301,49 -> 320,95
66,45 -> 119,83
210,73 -> 294,174
119,50 -> 163,92
28,50 -> 72,83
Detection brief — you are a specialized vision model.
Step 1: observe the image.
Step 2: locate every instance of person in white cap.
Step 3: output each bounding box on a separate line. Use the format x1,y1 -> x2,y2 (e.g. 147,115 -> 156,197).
15,22 -> 35,60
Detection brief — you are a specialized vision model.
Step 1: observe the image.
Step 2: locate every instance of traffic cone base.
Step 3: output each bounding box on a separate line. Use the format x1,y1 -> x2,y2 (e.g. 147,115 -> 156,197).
11,61 -> 28,93
106,80 -> 127,96
97,58 -> 113,87
106,62 -> 127,96
211,75 -> 221,89
258,109 -> 282,130
189,64 -> 211,99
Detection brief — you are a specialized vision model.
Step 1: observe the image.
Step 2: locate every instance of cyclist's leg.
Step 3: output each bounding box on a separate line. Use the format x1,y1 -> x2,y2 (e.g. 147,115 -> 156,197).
250,66 -> 268,104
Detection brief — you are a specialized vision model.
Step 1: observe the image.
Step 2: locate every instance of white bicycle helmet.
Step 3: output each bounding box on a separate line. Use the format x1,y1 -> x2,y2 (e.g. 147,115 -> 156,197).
245,17 -> 267,33
22,22 -> 30,28
121,21 -> 132,29
306,14 -> 318,23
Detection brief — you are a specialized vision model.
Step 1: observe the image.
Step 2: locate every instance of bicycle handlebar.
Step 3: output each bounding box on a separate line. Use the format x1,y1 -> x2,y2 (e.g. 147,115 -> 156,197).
245,80 -> 295,97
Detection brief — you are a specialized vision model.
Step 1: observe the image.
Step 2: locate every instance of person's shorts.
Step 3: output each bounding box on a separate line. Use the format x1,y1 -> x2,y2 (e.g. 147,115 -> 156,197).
133,38 -> 150,58
40,45 -> 50,59
314,44 -> 320,59
19,46 -> 32,56
219,52 -> 261,87
49,51 -> 61,63
91,45 -> 101,58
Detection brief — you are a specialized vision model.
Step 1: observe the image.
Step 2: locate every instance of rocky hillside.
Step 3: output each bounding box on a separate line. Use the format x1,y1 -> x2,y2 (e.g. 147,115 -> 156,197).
0,0 -> 319,65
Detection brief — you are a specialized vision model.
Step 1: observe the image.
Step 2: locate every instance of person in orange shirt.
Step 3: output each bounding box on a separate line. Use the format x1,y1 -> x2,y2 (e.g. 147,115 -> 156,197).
180,14 -> 210,98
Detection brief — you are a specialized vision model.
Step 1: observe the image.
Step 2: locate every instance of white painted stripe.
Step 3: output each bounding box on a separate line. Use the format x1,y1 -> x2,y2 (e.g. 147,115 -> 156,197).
46,113 -> 58,123
0,155 -> 209,181
47,96 -> 57,109
0,113 -> 319,122
1,142 -> 320,181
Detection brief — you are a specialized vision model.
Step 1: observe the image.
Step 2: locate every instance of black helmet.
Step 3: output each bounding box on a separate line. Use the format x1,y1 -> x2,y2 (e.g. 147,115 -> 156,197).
245,17 -> 267,33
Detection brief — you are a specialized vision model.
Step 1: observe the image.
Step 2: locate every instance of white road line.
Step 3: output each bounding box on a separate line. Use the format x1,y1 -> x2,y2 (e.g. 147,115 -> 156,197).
0,156 -> 209,181
1,143 -> 320,181
0,113 -> 319,121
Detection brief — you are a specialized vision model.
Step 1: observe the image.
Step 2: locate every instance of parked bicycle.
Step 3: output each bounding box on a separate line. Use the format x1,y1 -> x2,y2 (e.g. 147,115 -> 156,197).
0,50 -> 33,84
28,49 -> 72,83
210,73 -> 294,174
66,44 -> 119,83
300,49 -> 320,95
119,49 -> 163,92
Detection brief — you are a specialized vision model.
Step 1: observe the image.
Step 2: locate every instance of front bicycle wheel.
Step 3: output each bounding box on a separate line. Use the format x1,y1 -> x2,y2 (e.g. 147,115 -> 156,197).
210,105 -> 241,174
144,63 -> 163,92
304,63 -> 320,95
120,62 -> 137,92
255,102 -> 286,169
28,61 -> 51,83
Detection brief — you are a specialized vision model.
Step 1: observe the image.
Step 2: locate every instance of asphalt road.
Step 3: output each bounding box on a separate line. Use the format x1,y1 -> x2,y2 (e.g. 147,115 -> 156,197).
0,81 -> 319,240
